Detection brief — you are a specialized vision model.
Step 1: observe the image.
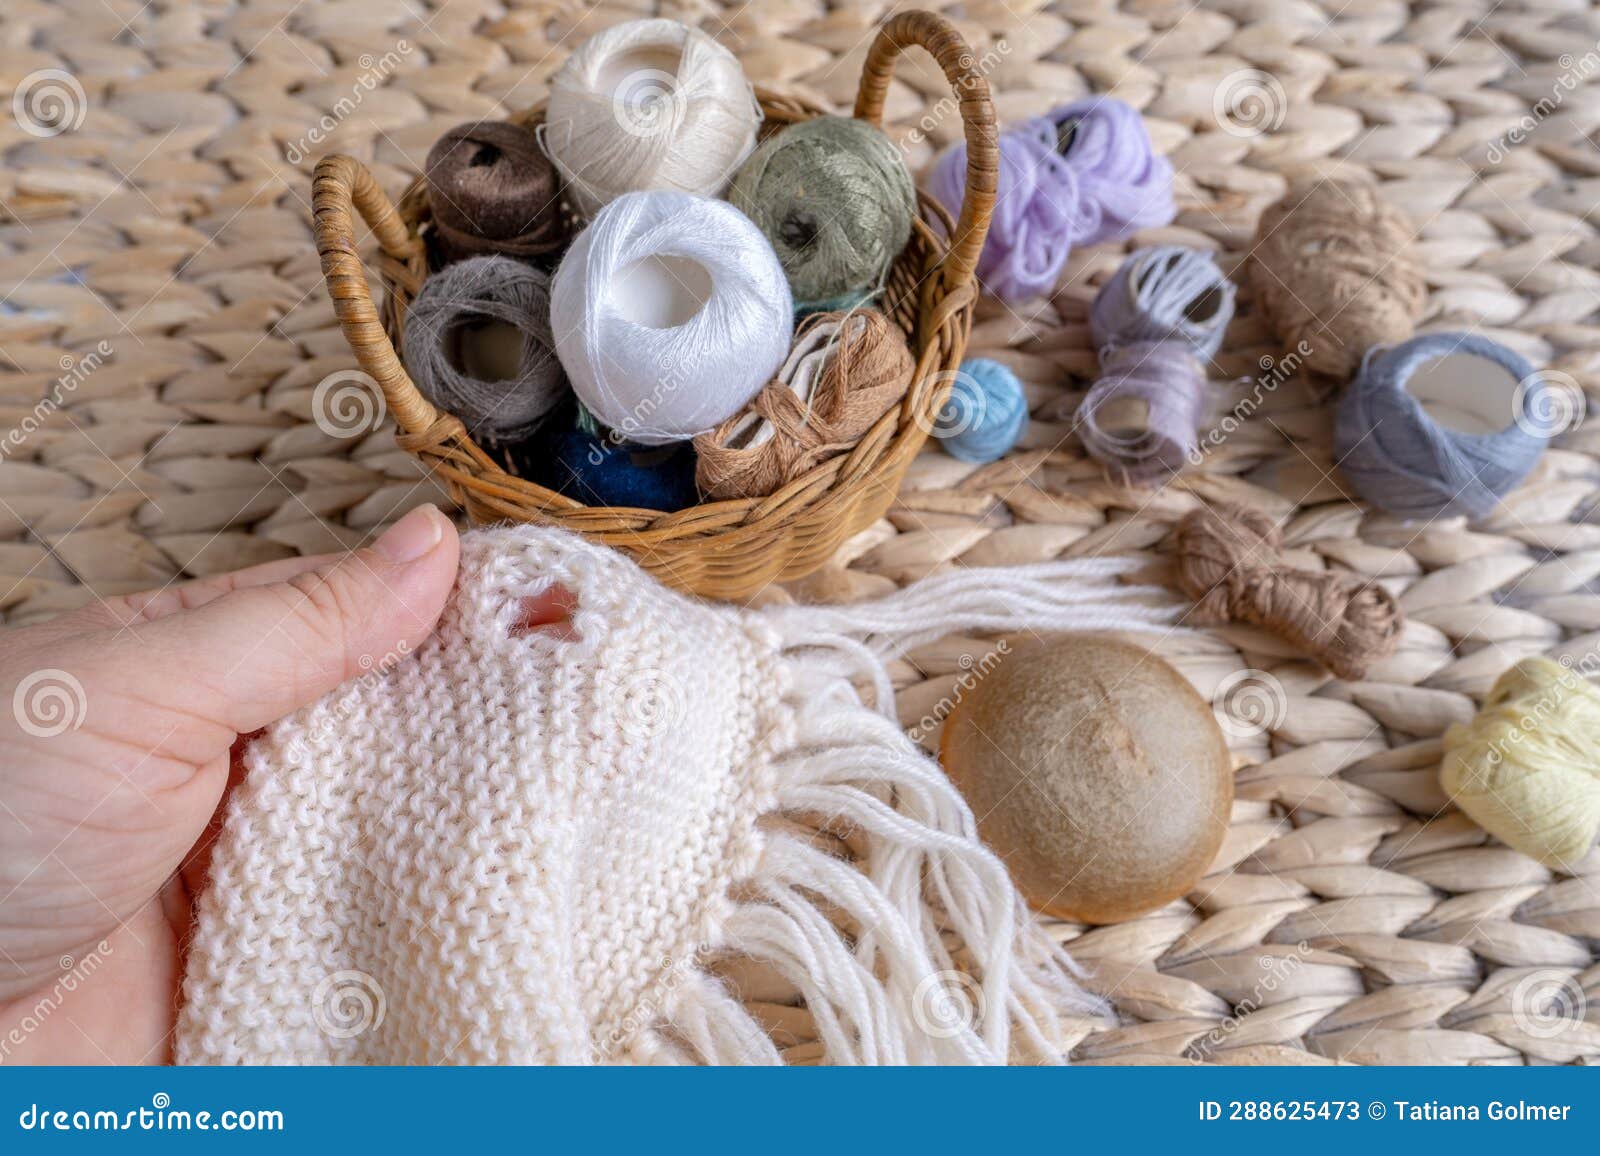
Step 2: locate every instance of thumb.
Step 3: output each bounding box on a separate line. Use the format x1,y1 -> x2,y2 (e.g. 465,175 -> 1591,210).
114,504 -> 461,739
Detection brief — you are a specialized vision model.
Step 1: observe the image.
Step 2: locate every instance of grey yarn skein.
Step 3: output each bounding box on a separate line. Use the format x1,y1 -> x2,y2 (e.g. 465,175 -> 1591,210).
402,255 -> 567,446
1089,245 -> 1236,360
1335,331 -> 1552,520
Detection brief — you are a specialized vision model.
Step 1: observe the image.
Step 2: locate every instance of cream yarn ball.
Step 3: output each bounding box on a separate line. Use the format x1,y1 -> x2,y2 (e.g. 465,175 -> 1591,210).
543,18 -> 760,218
551,190 -> 794,445
1441,657 -> 1600,868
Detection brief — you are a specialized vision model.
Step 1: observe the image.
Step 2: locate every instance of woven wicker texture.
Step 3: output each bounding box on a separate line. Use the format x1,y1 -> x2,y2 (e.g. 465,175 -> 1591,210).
2,0 -> 1597,1064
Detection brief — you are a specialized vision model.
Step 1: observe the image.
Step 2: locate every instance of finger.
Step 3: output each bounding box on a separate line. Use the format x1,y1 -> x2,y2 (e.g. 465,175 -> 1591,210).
80,551 -> 352,631
100,504 -> 460,738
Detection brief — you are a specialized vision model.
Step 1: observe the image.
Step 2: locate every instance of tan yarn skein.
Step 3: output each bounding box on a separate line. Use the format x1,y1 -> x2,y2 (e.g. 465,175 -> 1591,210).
695,309 -> 913,500
1174,502 -> 1403,680
1246,181 -> 1426,379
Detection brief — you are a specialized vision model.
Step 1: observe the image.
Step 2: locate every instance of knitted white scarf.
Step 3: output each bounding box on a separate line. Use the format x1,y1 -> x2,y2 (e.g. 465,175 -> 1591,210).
177,525 -> 1183,1064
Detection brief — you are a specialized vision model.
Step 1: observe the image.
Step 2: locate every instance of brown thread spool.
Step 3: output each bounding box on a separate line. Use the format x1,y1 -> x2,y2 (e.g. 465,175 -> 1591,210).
425,121 -> 569,264
1174,502 -> 1403,680
694,309 -> 913,500
1246,180 -> 1425,381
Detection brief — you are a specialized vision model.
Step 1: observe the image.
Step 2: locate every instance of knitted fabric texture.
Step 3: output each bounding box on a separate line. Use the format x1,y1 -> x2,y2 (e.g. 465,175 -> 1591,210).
177,524 -> 1186,1065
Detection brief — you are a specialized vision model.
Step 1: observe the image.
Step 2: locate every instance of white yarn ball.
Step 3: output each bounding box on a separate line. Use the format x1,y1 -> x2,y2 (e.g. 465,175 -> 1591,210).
551,190 -> 795,445
543,18 -> 761,218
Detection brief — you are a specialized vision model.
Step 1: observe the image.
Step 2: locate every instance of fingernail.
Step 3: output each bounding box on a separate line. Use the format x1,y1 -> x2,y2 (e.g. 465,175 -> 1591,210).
374,505 -> 444,564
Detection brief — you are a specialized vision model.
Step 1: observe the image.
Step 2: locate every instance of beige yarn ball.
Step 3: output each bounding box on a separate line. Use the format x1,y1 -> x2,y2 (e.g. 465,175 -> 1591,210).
543,18 -> 760,219
1441,657 -> 1600,868
1246,180 -> 1426,380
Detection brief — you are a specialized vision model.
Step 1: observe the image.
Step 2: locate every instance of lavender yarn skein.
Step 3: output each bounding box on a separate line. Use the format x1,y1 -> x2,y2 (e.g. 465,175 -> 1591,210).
1335,332 -> 1555,520
926,97 -> 1175,301
1078,342 -> 1207,482
1075,246 -> 1228,483
1046,98 -> 1175,242
927,125 -> 1082,300
1090,246 -> 1235,361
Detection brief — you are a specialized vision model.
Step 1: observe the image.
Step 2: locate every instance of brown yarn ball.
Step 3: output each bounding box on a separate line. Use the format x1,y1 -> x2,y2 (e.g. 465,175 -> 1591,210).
694,308 -> 914,500
425,121 -> 568,263
1246,180 -> 1426,379
1174,501 -> 1403,681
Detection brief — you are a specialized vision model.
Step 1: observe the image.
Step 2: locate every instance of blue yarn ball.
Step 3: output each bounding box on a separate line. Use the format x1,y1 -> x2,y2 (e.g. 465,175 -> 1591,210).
526,427 -> 699,512
934,358 -> 1029,463
1335,332 -> 1555,521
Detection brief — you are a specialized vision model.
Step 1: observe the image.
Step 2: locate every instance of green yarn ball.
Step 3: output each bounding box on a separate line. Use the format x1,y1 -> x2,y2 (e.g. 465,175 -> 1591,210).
728,116 -> 916,315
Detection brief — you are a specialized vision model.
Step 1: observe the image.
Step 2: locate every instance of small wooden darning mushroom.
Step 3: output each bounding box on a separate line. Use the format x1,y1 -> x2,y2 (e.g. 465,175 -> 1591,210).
940,636 -> 1233,925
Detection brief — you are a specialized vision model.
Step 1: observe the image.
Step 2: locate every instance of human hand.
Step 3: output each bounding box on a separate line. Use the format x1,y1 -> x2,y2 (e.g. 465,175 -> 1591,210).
0,505 -> 461,1064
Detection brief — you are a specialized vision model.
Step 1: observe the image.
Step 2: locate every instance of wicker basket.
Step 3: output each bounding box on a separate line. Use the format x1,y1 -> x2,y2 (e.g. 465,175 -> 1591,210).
311,10 -> 997,600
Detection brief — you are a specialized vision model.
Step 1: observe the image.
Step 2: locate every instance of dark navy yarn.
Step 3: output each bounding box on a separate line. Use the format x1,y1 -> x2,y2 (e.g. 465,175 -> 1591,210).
1334,332 -> 1553,520
519,423 -> 699,512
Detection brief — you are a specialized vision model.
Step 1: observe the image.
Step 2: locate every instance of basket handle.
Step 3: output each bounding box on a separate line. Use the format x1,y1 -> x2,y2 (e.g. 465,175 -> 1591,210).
853,10 -> 997,292
312,154 -> 439,436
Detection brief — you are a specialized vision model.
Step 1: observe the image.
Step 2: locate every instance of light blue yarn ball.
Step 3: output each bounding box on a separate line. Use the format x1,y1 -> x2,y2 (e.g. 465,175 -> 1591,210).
934,358 -> 1029,463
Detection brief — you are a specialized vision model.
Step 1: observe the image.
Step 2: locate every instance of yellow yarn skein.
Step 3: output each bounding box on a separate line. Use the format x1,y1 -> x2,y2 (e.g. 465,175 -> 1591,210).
1441,657 -> 1600,868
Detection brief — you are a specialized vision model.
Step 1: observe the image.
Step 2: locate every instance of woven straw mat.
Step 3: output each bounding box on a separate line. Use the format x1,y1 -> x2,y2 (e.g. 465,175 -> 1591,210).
4,0 -> 1599,1066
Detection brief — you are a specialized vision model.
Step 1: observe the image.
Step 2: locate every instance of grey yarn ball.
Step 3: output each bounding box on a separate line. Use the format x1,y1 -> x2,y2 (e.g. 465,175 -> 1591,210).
1335,331 -> 1556,520
402,255 -> 567,445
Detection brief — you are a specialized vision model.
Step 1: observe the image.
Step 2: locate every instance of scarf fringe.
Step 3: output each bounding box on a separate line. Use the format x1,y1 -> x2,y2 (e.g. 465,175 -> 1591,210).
635,559 -> 1184,1064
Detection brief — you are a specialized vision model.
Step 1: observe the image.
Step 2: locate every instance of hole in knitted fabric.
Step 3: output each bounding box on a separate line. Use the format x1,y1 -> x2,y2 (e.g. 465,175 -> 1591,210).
511,583 -> 579,640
